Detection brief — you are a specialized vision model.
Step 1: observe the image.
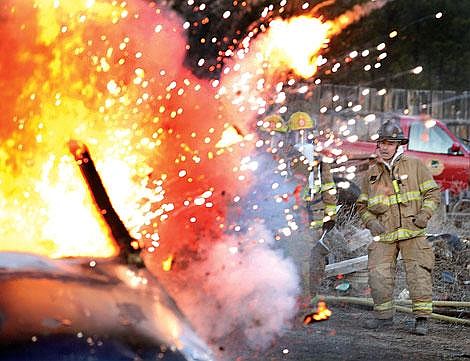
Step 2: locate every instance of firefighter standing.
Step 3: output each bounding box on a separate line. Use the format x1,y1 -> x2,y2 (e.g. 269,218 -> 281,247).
357,120 -> 440,335
287,112 -> 337,296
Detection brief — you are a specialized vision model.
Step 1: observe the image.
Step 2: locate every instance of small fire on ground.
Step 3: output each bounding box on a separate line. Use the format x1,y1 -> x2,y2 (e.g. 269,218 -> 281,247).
303,301 -> 332,324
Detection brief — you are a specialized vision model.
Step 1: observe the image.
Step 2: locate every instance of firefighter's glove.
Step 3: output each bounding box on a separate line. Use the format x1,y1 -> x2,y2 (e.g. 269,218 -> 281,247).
322,220 -> 336,233
413,212 -> 429,229
367,219 -> 386,237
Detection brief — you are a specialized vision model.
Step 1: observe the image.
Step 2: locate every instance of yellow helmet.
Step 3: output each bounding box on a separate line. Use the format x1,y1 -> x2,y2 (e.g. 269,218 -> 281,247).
288,112 -> 315,131
261,114 -> 288,133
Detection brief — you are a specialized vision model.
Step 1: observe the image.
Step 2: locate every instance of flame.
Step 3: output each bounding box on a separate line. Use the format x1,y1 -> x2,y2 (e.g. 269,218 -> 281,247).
243,1 -> 390,79
327,1 -> 391,34
0,0 -> 250,260
215,125 -> 244,148
219,1 -> 390,116
0,0 -> 155,258
162,255 -> 174,272
303,301 -> 332,324
262,16 -> 331,78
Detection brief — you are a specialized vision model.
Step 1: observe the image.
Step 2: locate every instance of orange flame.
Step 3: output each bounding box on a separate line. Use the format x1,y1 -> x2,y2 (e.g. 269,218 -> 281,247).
261,16 -> 331,78
0,0 -> 181,258
251,1 -> 389,78
1,0 -> 253,267
327,1 -> 390,34
303,301 -> 332,324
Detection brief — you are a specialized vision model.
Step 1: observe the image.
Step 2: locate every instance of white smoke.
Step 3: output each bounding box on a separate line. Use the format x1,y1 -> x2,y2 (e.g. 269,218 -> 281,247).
155,222 -> 300,357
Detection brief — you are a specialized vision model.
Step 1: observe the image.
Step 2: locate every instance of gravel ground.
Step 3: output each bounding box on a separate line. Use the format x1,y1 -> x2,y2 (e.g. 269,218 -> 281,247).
237,304 -> 470,361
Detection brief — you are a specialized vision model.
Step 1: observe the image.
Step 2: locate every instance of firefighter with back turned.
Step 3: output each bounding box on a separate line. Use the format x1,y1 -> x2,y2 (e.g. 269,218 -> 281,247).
286,111 -> 338,297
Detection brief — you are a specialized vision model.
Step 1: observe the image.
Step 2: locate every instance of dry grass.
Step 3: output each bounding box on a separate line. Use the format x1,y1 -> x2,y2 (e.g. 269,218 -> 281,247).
320,206 -> 470,302
427,208 -> 470,301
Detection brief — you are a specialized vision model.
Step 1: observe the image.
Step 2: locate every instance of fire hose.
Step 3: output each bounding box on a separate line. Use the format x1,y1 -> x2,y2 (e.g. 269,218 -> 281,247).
312,296 -> 470,325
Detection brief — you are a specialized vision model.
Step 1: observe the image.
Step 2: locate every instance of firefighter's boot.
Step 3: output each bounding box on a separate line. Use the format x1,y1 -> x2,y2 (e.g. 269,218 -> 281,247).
364,318 -> 393,330
414,317 -> 429,336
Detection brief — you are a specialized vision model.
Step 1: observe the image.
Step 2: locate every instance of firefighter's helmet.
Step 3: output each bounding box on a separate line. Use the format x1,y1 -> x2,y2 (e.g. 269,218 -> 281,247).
261,114 -> 288,133
377,119 -> 408,145
288,112 -> 315,131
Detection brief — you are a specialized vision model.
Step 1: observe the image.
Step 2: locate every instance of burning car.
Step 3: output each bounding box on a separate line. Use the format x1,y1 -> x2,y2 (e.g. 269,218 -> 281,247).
0,253 -> 213,361
0,142 -> 214,361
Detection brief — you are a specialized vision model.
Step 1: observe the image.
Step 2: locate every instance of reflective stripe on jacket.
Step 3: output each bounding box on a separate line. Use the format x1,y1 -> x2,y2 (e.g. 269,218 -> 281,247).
356,155 -> 440,243
306,162 -> 337,229
290,152 -> 337,229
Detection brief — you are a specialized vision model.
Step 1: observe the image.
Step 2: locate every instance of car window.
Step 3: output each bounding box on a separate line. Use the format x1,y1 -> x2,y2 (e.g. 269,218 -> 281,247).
408,122 -> 454,154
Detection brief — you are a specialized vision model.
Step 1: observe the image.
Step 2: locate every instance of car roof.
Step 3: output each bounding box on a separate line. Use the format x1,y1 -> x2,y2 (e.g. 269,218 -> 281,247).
399,115 -> 444,127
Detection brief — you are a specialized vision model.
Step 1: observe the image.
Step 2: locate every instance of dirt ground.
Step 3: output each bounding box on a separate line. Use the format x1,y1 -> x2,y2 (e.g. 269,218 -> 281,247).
245,210 -> 470,361
240,304 -> 470,361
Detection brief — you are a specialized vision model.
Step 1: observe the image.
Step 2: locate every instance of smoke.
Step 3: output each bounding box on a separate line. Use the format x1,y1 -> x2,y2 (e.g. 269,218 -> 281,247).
144,147 -> 304,357
203,224 -> 299,347
145,221 -> 299,357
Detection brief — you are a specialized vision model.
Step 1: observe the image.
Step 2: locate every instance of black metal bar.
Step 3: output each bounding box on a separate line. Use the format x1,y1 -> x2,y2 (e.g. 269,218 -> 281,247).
68,140 -> 143,266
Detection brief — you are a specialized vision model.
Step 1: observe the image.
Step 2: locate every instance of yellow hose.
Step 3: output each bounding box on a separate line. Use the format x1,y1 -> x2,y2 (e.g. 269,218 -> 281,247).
312,295 -> 470,326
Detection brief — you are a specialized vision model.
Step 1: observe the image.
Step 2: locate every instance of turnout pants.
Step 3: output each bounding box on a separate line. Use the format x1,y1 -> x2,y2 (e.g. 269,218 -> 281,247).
368,236 -> 434,319
309,240 -> 329,295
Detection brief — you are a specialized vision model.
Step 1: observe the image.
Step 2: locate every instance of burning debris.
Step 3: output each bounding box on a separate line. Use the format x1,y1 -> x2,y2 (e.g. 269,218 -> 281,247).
217,0 -> 393,117
303,300 -> 333,324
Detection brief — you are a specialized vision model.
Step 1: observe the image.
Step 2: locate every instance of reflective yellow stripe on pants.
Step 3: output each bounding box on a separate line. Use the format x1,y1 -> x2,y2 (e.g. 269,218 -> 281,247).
374,300 -> 394,312
374,300 -> 394,319
412,301 -> 433,315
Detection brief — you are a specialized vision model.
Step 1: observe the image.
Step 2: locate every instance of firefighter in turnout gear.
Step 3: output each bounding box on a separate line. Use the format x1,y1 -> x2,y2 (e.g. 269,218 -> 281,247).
357,120 -> 440,335
287,112 -> 337,296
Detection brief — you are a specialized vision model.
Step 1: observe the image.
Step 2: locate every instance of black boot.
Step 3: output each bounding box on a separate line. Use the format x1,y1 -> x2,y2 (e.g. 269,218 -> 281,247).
364,318 -> 393,330
414,317 -> 429,335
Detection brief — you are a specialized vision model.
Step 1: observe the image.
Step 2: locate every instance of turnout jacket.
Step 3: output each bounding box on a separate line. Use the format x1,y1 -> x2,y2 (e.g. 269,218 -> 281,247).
289,144 -> 337,229
357,155 -> 440,243
306,161 -> 337,229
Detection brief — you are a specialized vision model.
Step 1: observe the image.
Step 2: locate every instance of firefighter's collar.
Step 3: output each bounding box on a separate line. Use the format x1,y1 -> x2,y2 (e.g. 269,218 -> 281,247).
383,145 -> 405,170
